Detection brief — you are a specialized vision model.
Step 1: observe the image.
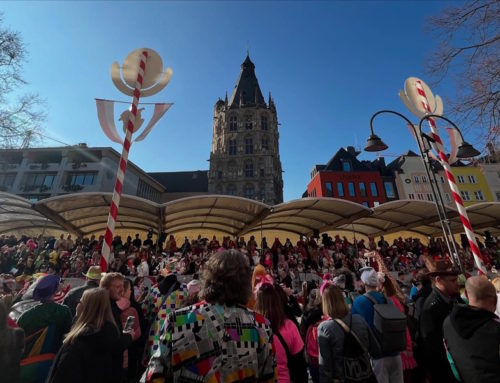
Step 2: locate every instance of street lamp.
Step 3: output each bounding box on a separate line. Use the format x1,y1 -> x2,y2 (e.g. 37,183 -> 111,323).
365,110 -> 482,272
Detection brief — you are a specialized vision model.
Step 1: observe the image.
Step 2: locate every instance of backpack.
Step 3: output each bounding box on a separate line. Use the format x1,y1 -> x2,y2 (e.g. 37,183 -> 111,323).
275,331 -> 309,383
334,318 -> 377,383
305,317 -> 327,366
364,293 -> 407,353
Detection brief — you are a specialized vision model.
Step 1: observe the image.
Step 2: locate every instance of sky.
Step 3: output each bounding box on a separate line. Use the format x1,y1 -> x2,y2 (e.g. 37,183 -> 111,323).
2,1 -> 466,202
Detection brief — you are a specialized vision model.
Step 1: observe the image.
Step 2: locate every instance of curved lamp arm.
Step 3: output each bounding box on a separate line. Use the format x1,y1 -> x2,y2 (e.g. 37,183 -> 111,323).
418,114 -> 464,142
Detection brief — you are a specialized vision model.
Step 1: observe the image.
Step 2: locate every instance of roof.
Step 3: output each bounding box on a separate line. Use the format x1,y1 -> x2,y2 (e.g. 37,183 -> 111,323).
323,147 -> 373,172
228,55 -> 266,108
148,170 -> 208,193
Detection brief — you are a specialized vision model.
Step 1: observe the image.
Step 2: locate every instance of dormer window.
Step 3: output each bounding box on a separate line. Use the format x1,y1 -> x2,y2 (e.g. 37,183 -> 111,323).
342,161 -> 351,172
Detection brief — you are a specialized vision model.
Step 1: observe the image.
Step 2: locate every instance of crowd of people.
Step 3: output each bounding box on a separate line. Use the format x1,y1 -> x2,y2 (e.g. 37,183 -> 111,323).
1,229 -> 500,383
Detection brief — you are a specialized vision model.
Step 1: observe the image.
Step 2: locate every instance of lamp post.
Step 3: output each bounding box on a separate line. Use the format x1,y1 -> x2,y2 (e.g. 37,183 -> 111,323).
366,110 -> 466,271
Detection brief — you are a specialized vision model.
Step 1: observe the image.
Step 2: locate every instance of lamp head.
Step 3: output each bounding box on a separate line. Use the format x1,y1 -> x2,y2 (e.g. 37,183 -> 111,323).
456,141 -> 481,158
364,134 -> 388,152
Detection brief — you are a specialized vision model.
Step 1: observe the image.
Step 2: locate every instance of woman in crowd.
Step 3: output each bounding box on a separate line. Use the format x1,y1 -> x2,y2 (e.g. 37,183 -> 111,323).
47,288 -> 129,383
318,284 -> 381,383
255,282 -> 305,383
0,299 -> 25,383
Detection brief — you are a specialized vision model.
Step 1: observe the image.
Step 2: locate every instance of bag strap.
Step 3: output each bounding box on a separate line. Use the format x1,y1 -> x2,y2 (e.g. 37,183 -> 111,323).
364,292 -> 387,305
334,318 -> 370,355
275,331 -> 292,359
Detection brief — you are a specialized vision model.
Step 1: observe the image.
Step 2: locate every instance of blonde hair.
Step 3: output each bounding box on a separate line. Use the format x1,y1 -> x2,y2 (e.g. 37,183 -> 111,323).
64,288 -> 118,344
491,277 -> 500,293
100,272 -> 124,290
322,285 -> 349,319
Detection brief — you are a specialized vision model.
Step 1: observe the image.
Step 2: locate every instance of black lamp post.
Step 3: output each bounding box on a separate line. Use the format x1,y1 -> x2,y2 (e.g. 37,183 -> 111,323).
365,110 -> 482,271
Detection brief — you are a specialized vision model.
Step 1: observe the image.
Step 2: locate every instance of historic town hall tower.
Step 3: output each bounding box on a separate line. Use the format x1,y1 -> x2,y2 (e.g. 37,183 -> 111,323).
208,55 -> 283,204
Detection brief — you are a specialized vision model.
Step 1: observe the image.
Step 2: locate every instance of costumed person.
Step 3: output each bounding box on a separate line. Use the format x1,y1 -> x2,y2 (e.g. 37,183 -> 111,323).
18,275 -> 72,383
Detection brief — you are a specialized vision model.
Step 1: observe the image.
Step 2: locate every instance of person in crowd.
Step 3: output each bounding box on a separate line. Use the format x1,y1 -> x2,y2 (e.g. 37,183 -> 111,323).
47,288 -> 131,383
491,277 -> 500,317
300,288 -> 323,339
100,272 -> 133,382
419,259 -> 463,382
0,299 -> 25,383
255,282 -> 304,383
351,267 -> 403,383
142,249 -> 276,382
185,278 -> 201,306
443,276 -> 500,382
318,284 -> 381,383
63,265 -> 102,317
132,234 -> 142,249
17,275 -> 72,383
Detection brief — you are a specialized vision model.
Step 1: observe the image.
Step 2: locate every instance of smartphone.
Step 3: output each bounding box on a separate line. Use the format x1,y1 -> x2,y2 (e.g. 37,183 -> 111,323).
124,315 -> 135,332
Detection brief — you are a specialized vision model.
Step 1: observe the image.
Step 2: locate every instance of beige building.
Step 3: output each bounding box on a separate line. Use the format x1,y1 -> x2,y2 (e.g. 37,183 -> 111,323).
207,55 -> 283,204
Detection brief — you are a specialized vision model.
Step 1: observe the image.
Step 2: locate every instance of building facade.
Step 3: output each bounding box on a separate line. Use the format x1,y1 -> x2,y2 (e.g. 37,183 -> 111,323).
0,145 -> 164,202
451,161 -> 494,206
479,143 -> 500,202
306,146 -> 398,207
207,55 -> 283,204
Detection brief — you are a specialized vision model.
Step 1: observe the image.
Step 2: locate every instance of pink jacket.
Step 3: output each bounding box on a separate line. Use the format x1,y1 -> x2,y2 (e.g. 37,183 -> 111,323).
274,319 -> 303,383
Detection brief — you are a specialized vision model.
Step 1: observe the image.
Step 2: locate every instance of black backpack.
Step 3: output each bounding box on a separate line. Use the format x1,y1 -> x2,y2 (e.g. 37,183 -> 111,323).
335,318 -> 377,383
275,331 -> 308,383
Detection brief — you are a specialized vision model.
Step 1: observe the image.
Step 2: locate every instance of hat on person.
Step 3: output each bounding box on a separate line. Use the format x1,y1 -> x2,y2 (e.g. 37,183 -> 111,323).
425,258 -> 459,277
83,266 -> 102,280
33,274 -> 60,302
187,279 -> 201,295
360,267 -> 379,287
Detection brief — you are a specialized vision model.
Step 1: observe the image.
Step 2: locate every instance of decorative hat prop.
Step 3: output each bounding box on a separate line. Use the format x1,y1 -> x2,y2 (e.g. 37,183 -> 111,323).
424,257 -> 459,277
33,274 -> 60,302
83,266 -> 103,280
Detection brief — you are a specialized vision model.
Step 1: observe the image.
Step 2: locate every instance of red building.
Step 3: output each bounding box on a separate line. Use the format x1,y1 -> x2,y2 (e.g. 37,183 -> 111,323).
305,146 -> 398,207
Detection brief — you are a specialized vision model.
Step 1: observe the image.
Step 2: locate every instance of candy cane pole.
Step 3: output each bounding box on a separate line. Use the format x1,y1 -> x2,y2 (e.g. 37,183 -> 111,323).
100,51 -> 148,272
414,80 -> 486,275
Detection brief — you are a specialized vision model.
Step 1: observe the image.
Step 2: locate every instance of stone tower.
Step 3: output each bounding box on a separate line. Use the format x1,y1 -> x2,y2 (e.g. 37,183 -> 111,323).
208,55 -> 283,204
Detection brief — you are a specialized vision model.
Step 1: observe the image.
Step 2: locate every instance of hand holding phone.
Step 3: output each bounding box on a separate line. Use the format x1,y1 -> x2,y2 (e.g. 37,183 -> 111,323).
123,315 -> 135,333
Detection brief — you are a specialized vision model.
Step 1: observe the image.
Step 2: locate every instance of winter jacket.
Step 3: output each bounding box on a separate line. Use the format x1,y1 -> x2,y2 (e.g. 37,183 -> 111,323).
63,280 -> 99,317
47,321 -> 122,383
443,304 -> 500,383
0,326 -> 24,383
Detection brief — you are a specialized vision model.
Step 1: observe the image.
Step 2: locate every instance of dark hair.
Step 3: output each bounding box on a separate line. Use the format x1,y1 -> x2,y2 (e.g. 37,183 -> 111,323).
255,284 -> 286,333
382,276 -> 397,298
199,250 -> 251,306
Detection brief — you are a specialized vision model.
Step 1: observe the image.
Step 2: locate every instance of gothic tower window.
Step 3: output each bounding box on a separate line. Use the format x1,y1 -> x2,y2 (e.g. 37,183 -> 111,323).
229,115 -> 237,131
227,184 -> 236,195
228,160 -> 237,178
261,115 -> 268,130
245,160 -> 254,178
259,184 -> 265,200
261,135 -> 269,150
245,184 -> 255,199
228,140 -> 237,155
245,137 -> 253,154
245,115 -> 253,130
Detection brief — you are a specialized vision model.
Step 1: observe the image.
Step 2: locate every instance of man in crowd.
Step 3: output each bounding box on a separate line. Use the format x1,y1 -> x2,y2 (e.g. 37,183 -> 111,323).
419,260 -> 463,382
443,276 -> 500,382
63,265 -> 102,316
351,267 -> 403,383
141,250 -> 276,382
132,233 -> 142,249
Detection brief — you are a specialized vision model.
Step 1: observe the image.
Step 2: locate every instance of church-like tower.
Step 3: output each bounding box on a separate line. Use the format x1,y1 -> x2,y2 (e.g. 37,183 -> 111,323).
208,55 -> 283,204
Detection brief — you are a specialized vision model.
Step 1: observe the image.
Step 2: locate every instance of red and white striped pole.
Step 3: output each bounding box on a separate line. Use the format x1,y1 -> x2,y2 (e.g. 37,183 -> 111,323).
414,80 -> 487,275
100,51 -> 148,272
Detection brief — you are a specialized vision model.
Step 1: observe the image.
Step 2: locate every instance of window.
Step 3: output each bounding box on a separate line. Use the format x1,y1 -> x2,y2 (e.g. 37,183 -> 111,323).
445,193 -> 451,204
422,175 -> 427,183
261,136 -> 269,150
362,201 -> 369,207
337,182 -> 344,197
227,185 -> 236,195
384,182 -> 395,198
342,161 -> 352,172
359,182 -> 367,197
461,190 -> 471,201
370,182 -> 378,197
474,190 -> 485,201
229,115 -> 237,131
0,173 -> 15,187
261,115 -> 268,130
468,175 -> 477,184
418,194 -> 424,200
426,194 -> 433,201
409,193 -> 415,200
310,188 -> 316,197
244,185 -> 254,199
245,137 -> 253,154
325,182 -> 333,197
259,186 -> 266,200
228,140 -> 237,155
348,182 -> 355,197
414,176 -> 420,183
68,172 -> 95,186
245,115 -> 252,130
260,168 -> 265,177
457,175 -> 465,184
217,171 -> 222,180
25,173 -> 57,191
245,161 -> 254,178
440,176 -> 445,183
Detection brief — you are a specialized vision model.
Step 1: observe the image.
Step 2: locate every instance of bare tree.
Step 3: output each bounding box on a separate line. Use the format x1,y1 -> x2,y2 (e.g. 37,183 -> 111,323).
426,0 -> 499,145
0,14 -> 45,148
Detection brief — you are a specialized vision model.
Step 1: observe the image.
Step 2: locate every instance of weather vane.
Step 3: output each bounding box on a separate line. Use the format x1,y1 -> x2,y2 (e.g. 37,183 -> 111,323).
96,48 -> 173,271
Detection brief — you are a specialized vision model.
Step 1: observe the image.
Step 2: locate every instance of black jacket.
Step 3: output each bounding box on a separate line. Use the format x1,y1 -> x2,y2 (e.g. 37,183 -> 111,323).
419,287 -> 462,383
47,321 -> 122,383
443,304 -> 500,383
63,280 -> 100,317
0,326 -> 24,383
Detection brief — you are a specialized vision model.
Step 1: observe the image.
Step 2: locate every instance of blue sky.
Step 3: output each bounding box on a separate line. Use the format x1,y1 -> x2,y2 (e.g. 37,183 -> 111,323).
2,1 -> 464,201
